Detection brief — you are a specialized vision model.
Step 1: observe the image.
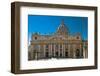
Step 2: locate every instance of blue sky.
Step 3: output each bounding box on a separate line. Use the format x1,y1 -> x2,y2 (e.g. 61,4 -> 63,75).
28,15 -> 88,43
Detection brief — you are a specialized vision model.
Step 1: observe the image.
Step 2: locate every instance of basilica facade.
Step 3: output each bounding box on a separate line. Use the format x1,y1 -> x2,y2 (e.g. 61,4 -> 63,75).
28,20 -> 88,60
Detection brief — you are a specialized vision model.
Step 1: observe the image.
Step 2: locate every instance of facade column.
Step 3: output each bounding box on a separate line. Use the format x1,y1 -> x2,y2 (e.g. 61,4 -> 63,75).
54,43 -> 56,57
43,44 -> 46,58
83,46 -> 85,58
80,44 -> 82,58
49,44 -> 51,57
40,44 -> 43,59
50,43 -> 52,58
48,44 -> 50,57
63,43 -> 65,57
38,45 -> 41,59
73,44 -> 76,58
29,45 -> 34,60
58,44 -> 60,57
86,47 -> 88,58
68,44 -> 71,58
52,44 -> 54,57
83,43 -> 88,58
62,44 -> 64,57
35,45 -> 39,60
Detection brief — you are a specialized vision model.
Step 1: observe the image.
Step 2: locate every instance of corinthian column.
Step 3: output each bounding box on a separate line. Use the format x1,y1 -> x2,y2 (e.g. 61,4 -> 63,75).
50,44 -> 52,58
80,44 -> 82,58
54,43 -> 56,57
68,44 -> 71,58
43,44 -> 46,58
73,44 -> 76,58
63,44 -> 65,57
62,44 -> 64,57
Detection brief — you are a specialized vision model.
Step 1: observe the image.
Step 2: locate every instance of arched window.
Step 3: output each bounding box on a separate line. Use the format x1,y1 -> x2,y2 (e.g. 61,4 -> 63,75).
76,36 -> 79,39
46,45 -> 49,49
34,37 -> 37,40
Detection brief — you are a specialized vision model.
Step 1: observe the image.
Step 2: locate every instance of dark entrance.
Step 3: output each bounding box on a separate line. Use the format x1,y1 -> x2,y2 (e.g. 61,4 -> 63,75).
65,51 -> 68,58
46,52 -> 49,58
55,51 -> 59,57
76,49 -> 80,58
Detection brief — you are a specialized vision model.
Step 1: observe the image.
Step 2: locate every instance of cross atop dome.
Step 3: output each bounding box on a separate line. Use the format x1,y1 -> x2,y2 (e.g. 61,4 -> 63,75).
61,19 -> 65,26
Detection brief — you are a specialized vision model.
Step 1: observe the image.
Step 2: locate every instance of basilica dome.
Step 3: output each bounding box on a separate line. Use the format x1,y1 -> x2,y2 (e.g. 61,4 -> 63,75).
56,20 -> 69,36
